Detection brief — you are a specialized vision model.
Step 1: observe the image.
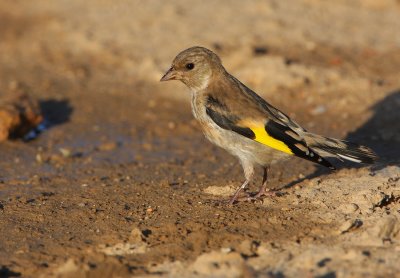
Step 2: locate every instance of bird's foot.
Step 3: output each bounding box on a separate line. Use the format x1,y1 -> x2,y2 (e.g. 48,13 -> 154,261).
218,191 -> 250,205
223,189 -> 281,205
241,188 -> 281,203
225,193 -> 247,205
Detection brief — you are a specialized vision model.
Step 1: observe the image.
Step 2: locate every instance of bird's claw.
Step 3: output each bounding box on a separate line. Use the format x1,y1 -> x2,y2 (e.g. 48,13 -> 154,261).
222,190 -> 280,205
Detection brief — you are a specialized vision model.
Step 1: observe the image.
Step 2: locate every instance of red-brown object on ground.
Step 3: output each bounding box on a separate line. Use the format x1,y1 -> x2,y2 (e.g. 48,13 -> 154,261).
0,83 -> 43,141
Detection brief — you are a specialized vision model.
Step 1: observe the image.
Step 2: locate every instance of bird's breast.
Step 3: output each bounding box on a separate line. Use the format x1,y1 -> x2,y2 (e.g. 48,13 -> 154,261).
191,92 -> 224,142
190,92 -> 208,122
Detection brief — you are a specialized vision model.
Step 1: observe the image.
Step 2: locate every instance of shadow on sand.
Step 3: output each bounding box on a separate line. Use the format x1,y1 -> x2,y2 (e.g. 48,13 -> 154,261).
284,89 -> 400,188
346,89 -> 400,169
40,99 -> 73,127
0,265 -> 21,277
23,99 -> 73,141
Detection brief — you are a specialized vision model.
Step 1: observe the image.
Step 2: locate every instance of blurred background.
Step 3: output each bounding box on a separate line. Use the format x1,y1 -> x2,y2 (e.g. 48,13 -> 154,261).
1,0 -> 399,155
0,1 -> 399,277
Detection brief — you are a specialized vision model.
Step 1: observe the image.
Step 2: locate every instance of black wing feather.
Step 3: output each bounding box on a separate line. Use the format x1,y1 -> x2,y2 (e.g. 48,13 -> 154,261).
205,106 -> 255,139
266,121 -> 335,169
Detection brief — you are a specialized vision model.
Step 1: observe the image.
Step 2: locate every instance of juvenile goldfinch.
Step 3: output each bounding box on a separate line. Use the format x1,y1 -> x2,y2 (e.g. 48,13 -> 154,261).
161,46 -> 378,205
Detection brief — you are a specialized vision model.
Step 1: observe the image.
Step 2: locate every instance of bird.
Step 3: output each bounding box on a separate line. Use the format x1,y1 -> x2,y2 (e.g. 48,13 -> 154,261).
160,46 -> 378,205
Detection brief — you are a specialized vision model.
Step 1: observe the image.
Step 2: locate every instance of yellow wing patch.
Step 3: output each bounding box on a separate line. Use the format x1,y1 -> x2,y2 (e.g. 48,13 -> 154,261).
250,126 -> 293,155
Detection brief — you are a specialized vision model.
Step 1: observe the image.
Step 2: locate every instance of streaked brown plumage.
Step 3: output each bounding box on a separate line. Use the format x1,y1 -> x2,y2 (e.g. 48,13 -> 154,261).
161,46 -> 378,204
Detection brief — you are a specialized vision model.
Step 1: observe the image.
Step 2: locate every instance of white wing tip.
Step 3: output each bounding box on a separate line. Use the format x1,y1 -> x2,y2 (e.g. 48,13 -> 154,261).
337,154 -> 362,163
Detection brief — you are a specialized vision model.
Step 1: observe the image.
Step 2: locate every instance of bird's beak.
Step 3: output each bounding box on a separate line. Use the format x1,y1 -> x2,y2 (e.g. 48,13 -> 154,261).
160,67 -> 177,82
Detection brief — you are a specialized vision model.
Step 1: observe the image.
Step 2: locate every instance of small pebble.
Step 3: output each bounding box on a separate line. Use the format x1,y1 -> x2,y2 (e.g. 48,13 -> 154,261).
338,219 -> 363,234
253,46 -> 269,55
220,247 -> 232,253
36,154 -> 43,163
59,148 -> 71,157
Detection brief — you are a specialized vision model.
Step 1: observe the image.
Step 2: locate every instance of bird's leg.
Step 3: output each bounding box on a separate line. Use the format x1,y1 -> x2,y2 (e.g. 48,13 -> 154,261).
246,166 -> 277,202
228,179 -> 250,205
253,166 -> 272,198
227,159 -> 254,205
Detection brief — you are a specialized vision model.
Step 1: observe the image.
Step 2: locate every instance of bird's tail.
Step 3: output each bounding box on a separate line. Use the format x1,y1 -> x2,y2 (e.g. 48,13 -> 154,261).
303,133 -> 378,164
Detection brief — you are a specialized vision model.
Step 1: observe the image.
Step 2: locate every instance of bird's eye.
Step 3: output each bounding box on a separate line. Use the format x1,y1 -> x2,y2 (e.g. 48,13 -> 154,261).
185,63 -> 195,70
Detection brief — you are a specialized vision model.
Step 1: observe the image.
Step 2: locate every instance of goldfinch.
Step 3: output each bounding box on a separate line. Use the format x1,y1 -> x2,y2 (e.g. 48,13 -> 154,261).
160,46 -> 378,205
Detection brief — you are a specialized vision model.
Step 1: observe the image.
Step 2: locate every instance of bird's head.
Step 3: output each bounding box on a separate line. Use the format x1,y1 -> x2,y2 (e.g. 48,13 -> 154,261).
160,46 -> 223,91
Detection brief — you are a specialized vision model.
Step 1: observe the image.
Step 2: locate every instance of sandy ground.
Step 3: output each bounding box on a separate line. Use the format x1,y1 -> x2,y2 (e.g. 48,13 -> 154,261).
0,1 -> 400,277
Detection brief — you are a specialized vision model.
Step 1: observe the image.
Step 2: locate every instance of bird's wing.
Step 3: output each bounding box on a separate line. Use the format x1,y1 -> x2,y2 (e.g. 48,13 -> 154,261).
205,86 -> 334,169
231,76 -> 306,132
